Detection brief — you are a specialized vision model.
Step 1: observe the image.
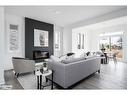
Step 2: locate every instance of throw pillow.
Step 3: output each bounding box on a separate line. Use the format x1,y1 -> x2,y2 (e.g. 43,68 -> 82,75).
85,55 -> 97,59
50,55 -> 61,62
80,53 -> 87,57
59,55 -> 68,60
62,57 -> 86,64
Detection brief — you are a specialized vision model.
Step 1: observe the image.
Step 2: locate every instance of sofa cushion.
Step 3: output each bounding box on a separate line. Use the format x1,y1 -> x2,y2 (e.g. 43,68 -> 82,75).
62,57 -> 86,64
85,55 -> 97,59
50,55 -> 61,62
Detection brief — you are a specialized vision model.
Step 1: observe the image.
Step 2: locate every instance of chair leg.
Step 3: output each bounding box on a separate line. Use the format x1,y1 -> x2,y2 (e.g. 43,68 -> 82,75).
14,72 -> 20,78
113,57 -> 117,64
107,58 -> 109,64
34,71 -> 35,75
16,73 -> 19,78
46,77 -> 48,82
98,70 -> 100,73
14,72 -> 17,76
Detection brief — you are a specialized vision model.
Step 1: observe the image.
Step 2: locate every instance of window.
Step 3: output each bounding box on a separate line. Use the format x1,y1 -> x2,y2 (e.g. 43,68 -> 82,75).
77,33 -> 81,49
54,31 -> 60,50
77,33 -> 85,49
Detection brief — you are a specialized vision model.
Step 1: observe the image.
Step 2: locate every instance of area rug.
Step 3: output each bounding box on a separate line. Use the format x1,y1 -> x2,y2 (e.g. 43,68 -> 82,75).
17,72 -> 55,90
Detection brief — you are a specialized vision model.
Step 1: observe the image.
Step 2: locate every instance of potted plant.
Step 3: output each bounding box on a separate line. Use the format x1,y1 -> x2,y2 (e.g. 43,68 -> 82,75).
43,62 -> 48,72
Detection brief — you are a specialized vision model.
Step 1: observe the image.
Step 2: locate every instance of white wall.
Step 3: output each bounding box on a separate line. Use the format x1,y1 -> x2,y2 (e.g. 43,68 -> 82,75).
72,27 -> 89,57
63,26 -> 72,55
4,14 -> 25,70
64,24 -> 100,57
0,7 -> 5,84
54,25 -> 63,57
87,30 -> 100,52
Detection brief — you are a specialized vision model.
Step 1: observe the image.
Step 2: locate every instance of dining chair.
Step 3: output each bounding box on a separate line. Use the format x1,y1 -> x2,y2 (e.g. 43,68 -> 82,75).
96,51 -> 106,64
107,52 -> 118,64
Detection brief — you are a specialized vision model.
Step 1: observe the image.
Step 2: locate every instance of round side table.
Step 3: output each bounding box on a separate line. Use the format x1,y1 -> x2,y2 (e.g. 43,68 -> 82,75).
35,69 -> 53,90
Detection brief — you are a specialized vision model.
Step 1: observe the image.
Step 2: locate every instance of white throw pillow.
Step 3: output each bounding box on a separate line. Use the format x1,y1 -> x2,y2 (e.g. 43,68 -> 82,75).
62,57 -> 86,64
50,55 -> 61,62
60,54 -> 75,61
59,55 -> 67,60
85,55 -> 97,59
80,53 -> 87,57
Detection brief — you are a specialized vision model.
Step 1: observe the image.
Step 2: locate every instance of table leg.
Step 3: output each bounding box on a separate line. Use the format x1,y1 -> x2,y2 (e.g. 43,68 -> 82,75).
104,53 -> 108,64
105,54 -> 108,64
51,71 -> 53,90
40,75 -> 42,89
37,76 -> 39,89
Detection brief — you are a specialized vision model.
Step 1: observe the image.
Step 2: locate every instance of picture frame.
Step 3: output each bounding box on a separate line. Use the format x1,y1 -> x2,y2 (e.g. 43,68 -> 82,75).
34,29 -> 49,47
9,24 -> 19,52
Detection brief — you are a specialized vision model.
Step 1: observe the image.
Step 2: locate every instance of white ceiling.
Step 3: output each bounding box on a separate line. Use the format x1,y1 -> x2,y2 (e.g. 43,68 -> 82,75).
75,16 -> 127,31
5,6 -> 127,27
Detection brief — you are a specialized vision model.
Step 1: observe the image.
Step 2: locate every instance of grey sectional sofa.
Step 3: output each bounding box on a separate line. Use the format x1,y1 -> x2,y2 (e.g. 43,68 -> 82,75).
47,56 -> 101,88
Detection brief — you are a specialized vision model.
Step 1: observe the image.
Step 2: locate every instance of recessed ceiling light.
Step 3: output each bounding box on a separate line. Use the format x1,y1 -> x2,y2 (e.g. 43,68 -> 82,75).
55,11 -> 61,14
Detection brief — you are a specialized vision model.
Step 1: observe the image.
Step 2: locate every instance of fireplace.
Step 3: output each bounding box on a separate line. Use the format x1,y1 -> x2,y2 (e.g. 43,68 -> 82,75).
33,51 -> 49,60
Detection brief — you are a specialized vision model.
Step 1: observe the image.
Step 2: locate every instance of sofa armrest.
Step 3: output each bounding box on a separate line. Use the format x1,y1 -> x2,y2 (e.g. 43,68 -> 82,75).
47,60 -> 67,86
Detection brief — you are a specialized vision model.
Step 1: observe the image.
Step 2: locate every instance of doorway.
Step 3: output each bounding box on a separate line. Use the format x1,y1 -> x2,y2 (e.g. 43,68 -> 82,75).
99,31 -> 123,60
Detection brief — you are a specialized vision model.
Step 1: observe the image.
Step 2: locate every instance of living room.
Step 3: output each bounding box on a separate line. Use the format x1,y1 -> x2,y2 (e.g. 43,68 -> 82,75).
1,6 -> 127,90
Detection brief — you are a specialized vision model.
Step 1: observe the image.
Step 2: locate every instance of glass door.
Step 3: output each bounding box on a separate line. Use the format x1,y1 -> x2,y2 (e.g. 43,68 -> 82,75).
99,32 -> 123,60
110,36 -> 122,59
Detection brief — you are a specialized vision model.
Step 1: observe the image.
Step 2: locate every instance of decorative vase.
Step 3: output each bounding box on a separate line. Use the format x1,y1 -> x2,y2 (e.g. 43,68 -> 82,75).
43,67 -> 48,71
43,62 -> 48,72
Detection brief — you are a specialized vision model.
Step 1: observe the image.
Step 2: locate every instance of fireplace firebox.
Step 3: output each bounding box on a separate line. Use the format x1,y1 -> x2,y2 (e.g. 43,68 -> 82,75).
33,51 -> 49,60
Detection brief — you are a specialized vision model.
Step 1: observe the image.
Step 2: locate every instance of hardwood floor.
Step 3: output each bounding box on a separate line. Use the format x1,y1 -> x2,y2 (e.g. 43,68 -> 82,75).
4,61 -> 127,89
73,61 -> 127,89
4,70 -> 23,89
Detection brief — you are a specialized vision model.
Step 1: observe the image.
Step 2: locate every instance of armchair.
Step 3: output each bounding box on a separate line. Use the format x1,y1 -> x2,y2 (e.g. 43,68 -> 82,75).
12,57 -> 35,77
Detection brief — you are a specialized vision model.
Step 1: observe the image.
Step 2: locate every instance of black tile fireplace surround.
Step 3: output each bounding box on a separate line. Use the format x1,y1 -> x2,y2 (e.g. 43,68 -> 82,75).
25,18 -> 54,60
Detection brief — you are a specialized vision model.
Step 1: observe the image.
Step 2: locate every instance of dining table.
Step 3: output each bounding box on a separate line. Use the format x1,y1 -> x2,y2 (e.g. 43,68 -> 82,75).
103,51 -> 115,64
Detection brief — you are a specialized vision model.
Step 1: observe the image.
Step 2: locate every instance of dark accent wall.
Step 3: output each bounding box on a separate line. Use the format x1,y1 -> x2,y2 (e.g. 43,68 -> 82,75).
25,17 -> 54,59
